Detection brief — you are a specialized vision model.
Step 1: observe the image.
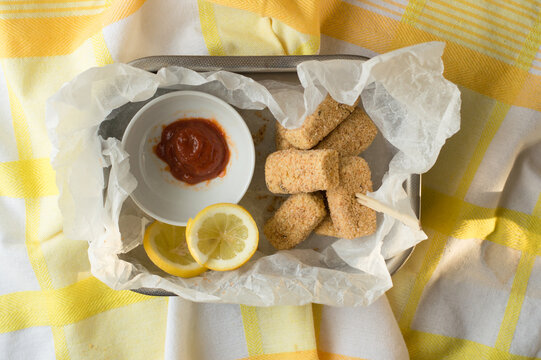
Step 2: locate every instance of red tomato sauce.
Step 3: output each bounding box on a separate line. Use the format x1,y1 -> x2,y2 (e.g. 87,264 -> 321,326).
155,118 -> 230,185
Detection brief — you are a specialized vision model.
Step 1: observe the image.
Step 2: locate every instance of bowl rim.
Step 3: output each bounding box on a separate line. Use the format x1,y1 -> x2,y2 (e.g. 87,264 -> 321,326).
121,90 -> 256,226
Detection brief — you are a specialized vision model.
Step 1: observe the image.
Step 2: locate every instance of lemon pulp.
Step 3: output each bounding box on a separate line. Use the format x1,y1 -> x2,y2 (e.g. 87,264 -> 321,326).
186,204 -> 258,271
144,221 -> 206,278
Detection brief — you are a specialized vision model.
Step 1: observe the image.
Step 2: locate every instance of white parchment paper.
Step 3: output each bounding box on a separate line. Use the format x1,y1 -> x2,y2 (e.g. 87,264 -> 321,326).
46,42 -> 460,306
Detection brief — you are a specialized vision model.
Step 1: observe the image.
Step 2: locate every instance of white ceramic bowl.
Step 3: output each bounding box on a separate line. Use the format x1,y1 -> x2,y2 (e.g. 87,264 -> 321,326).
122,91 -> 255,226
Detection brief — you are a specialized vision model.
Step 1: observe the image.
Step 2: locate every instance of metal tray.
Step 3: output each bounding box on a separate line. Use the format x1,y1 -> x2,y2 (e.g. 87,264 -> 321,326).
113,55 -> 420,297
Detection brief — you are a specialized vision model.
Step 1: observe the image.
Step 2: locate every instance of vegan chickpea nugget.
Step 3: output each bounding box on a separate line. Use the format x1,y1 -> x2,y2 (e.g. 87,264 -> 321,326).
315,107 -> 378,156
327,156 -> 376,239
283,95 -> 359,149
265,149 -> 339,194
264,193 -> 327,250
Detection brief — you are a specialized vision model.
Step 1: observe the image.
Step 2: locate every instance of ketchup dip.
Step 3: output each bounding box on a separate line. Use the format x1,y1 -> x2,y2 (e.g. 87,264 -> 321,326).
154,118 -> 230,185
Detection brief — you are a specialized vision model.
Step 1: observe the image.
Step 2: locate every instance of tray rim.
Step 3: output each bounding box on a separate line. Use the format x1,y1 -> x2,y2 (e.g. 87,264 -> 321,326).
125,54 -> 420,297
128,54 -> 370,73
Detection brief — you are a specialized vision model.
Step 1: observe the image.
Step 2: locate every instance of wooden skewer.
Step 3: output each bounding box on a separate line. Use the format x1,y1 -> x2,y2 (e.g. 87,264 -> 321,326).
355,193 -> 421,231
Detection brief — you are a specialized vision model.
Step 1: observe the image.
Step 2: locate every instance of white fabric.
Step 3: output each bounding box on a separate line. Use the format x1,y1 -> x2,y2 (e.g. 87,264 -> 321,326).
317,299 -> 409,359
0,65 -> 18,163
0,198 -> 39,295
465,106 -> 541,210
0,327 -> 56,360
510,257 -> 541,357
103,0 -> 208,63
165,300 -> 249,360
165,297 -> 410,360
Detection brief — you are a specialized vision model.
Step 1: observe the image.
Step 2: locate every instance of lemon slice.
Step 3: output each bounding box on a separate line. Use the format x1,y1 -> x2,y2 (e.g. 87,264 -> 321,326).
143,221 -> 207,278
186,203 -> 259,271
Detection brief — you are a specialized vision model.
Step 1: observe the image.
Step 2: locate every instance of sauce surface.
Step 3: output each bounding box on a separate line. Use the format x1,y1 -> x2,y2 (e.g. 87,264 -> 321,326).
155,118 -> 230,184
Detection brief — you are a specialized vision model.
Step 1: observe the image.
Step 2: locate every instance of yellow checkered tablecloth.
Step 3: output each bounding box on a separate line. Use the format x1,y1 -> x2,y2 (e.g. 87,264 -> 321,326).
1,0 -> 540,359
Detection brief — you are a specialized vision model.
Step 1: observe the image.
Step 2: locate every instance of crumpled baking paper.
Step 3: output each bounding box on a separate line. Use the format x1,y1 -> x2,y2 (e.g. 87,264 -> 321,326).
46,42 -> 460,306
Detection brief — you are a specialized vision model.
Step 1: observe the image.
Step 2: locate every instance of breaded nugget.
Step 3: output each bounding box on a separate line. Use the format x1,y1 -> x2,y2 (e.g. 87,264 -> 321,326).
283,95 -> 359,149
275,122 -> 295,150
314,215 -> 338,237
265,149 -> 339,194
264,193 -> 327,250
326,156 -> 376,239
315,107 -> 378,156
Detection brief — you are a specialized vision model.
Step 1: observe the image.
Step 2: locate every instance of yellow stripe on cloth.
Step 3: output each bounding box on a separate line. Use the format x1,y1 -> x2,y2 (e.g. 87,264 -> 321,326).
240,305 -> 317,356
361,0 -> 403,18
6,80 -> 32,160
239,350 -> 320,360
51,324 -> 70,360
398,232 -> 448,332
414,19 -> 523,64
0,159 -> 57,198
401,0 -> 428,26
533,194 -> 541,218
0,4 -> 106,16
256,306 -> 317,354
198,0 -> 226,55
423,3 -> 527,47
318,351 -> 366,360
199,1 -> 318,56
422,186 -> 541,255
312,304 -> 322,349
416,12 -> 522,58
406,330 -> 536,360
0,0 -> 146,57
6,50 -> 70,359
337,2 -> 539,110
426,0 -> 532,51
290,37 -> 319,55
0,0 -> 107,8
515,12 -> 541,72
24,198 -> 53,291
314,1 -> 539,112
495,252 -> 536,352
207,0 -> 320,36
25,198 -> 70,359
483,0 -> 538,22
454,102 -> 510,199
387,236 -> 432,322
208,0 -> 541,110
240,305 -> 265,356
0,276 -> 155,334
503,0 -> 540,14
437,0 -> 534,31
493,199 -> 541,353
321,0 -> 397,54
90,30 -> 114,66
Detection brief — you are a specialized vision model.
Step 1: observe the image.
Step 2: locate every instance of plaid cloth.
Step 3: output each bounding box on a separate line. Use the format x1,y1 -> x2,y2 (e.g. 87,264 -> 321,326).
1,0 -> 540,359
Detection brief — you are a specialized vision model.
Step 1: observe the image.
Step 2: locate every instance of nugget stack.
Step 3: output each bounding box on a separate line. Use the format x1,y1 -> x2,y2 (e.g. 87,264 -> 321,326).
264,95 -> 379,250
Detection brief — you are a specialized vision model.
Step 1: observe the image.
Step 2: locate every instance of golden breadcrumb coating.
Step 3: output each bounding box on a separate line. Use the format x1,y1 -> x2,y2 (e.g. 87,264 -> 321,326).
315,107 -> 378,156
326,156 -> 376,239
264,193 -> 327,250
283,95 -> 359,149
265,149 -> 339,194
314,215 -> 338,237
275,122 -> 296,150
